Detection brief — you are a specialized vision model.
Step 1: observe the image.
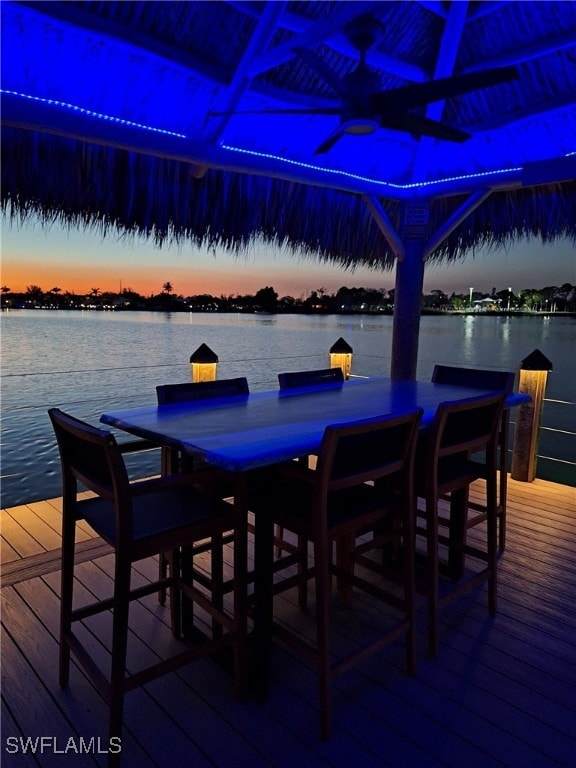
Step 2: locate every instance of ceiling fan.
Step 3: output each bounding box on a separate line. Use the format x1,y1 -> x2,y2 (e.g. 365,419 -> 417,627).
213,14 -> 519,154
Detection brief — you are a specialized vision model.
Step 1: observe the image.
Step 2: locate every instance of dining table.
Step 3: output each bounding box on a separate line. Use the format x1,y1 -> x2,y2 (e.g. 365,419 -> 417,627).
100,375 -> 530,695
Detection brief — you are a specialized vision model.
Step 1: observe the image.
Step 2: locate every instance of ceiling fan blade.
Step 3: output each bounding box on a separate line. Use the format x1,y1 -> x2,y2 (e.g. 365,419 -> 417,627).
315,126 -> 347,155
381,113 -> 471,142
372,65 -> 519,112
293,46 -> 350,99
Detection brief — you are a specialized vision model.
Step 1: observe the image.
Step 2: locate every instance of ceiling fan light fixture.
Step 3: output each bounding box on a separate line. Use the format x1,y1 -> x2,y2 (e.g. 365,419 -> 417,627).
343,118 -> 378,135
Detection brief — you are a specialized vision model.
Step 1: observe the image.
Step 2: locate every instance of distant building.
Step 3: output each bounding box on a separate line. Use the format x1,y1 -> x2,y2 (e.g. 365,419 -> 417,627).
473,297 -> 503,311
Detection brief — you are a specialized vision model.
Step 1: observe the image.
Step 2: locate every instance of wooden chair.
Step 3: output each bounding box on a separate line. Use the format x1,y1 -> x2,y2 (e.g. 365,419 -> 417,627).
248,409 -> 422,740
275,367 -> 345,564
415,392 -> 506,657
156,377 -> 249,475
155,378 -> 249,605
431,365 -> 514,548
48,408 -> 247,766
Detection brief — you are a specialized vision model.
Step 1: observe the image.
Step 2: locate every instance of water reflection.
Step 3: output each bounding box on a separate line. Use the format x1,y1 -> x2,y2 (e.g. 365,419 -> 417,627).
462,315 -> 476,363
2,310 -> 574,506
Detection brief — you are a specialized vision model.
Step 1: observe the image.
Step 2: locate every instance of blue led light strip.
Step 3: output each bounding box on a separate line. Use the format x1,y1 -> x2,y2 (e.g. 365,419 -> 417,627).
3,89 -> 573,191
1,89 -> 187,139
221,143 -> 522,191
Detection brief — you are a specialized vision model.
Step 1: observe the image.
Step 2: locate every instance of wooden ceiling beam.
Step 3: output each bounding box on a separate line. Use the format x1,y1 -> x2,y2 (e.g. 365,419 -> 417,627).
202,1 -> 287,145
466,2 -> 512,21
464,29 -> 576,72
244,2 -> 376,78
413,2 -> 448,19
244,3 -> 426,83
411,1 -> 469,181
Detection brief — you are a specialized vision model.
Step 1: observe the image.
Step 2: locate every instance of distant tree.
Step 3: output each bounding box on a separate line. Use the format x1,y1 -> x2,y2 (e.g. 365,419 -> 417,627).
1,286 -> 10,294
163,281 -> 173,294
424,289 -> 449,309
90,287 -> 100,297
26,285 -> 43,298
450,294 -> 464,310
254,286 -> 278,312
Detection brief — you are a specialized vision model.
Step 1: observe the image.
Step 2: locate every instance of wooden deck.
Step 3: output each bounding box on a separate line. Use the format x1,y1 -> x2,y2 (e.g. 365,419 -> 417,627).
2,476 -> 575,767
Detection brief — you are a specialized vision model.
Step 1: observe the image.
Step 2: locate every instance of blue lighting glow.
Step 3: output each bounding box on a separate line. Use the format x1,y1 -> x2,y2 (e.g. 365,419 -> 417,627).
221,143 -> 521,191
2,89 -> 573,193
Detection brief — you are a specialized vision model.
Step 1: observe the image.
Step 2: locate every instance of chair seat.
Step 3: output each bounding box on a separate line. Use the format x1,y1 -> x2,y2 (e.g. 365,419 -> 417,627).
249,468 -> 401,532
79,481 -> 232,545
431,457 -> 488,493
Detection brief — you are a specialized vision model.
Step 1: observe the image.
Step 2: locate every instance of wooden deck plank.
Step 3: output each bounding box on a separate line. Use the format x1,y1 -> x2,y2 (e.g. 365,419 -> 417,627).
0,511 -> 46,559
0,621 -> 101,768
1,696 -> 43,768
2,505 -> 62,552
1,534 -> 20,564
24,499 -> 95,544
1,475 -> 575,768
12,574 -> 198,768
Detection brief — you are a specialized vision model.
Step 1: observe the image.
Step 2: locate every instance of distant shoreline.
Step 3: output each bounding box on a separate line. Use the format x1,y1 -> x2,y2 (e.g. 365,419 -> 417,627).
2,306 -> 575,318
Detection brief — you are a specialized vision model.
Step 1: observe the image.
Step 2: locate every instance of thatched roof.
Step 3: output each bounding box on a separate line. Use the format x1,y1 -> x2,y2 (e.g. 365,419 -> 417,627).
2,1 -> 576,269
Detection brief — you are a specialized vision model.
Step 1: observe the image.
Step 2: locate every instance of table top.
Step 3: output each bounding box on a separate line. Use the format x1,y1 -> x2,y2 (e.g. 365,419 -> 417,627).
101,377 -> 529,473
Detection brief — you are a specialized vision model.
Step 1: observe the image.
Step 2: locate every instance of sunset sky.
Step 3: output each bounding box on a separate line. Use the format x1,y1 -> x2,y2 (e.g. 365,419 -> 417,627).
2,216 -> 574,299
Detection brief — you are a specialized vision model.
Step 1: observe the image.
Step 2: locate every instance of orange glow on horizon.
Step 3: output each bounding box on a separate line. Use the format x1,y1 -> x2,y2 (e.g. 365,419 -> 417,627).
0,260 -> 300,298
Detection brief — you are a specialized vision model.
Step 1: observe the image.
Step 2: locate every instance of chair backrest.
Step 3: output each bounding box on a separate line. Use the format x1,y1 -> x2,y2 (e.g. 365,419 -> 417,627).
314,410 -> 423,517
48,407 -> 130,509
278,367 -> 344,390
156,377 -> 249,404
432,364 -> 515,393
429,393 -> 506,464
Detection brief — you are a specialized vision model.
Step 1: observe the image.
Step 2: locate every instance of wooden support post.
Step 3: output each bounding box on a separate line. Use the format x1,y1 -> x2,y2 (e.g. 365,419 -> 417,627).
329,337 -> 353,379
511,349 -> 553,482
190,343 -> 218,383
391,240 -> 426,380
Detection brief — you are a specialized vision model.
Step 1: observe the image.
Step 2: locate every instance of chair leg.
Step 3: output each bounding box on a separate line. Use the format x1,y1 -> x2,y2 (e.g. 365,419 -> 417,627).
486,472 -> 499,615
426,495 -> 440,658
498,413 -> 510,550
402,501 -> 417,676
169,548 -> 183,639
448,487 -> 469,581
297,535 -> 308,608
274,524 -> 284,559
211,533 -> 224,639
108,556 -> 132,763
59,513 -> 76,688
335,534 -> 353,607
314,537 -> 332,741
158,552 -> 169,605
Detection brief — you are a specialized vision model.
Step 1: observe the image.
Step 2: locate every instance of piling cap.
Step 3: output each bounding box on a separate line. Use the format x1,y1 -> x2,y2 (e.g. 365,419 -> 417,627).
190,343 -> 218,364
520,348 -> 553,371
329,337 -> 353,354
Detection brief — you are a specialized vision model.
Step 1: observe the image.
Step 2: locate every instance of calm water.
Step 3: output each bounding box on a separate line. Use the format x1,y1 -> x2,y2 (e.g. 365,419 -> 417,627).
1,310 -> 574,506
